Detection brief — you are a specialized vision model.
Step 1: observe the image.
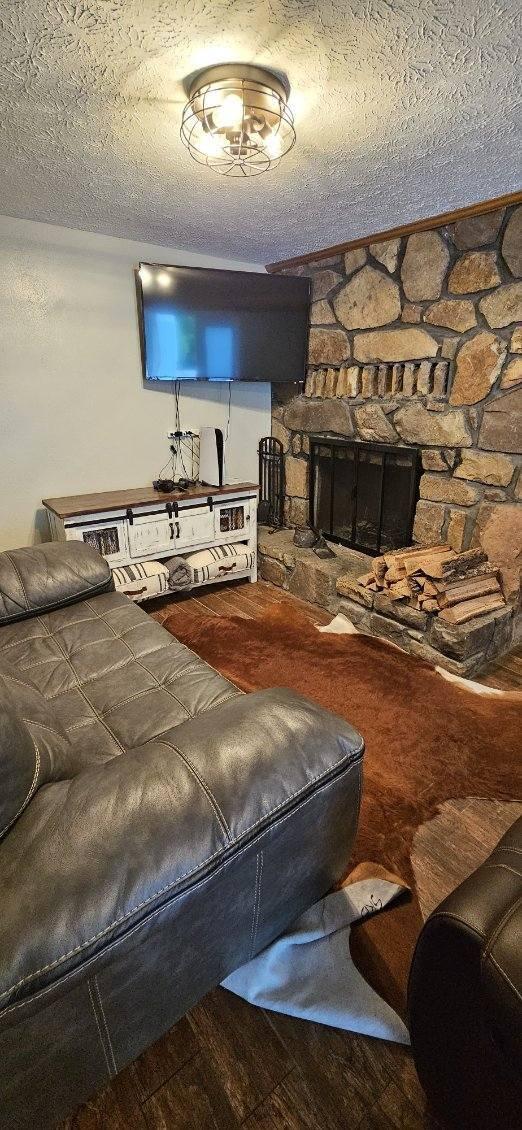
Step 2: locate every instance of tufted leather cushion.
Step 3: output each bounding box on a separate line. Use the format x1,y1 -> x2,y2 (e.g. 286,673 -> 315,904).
0,589 -> 240,775
0,542 -> 113,625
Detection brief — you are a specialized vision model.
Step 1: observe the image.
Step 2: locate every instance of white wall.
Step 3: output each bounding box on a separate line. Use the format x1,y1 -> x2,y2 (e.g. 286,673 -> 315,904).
0,215 -> 270,550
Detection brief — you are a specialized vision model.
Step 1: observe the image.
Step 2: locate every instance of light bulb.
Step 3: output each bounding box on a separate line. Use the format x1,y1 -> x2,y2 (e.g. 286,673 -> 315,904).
199,132 -> 223,158
264,133 -> 282,158
213,93 -> 243,130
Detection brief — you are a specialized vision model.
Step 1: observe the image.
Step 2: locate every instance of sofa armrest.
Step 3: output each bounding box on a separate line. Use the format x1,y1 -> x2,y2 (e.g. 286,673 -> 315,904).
408,816 -> 522,1129
0,687 -> 363,1012
0,542 -> 113,625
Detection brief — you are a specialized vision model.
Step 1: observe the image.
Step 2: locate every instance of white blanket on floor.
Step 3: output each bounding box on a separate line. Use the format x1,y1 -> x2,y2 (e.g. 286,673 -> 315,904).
222,877 -> 409,1044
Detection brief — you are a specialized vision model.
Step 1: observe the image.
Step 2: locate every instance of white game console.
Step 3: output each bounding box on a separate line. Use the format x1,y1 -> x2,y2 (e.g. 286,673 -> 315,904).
199,426 -> 226,487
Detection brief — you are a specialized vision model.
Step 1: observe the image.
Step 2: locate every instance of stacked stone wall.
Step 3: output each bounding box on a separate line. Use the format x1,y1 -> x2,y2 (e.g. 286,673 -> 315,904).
272,203 -> 522,602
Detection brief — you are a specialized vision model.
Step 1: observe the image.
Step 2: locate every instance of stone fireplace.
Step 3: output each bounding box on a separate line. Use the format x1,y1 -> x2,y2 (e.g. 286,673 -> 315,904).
309,436 -> 420,554
260,200 -> 522,673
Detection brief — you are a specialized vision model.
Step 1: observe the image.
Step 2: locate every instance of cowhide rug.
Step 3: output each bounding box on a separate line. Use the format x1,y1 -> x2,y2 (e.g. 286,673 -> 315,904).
154,600 -> 522,1014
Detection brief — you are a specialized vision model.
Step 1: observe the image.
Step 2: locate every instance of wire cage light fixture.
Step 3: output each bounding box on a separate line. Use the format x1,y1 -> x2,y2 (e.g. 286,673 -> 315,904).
180,63 -> 296,178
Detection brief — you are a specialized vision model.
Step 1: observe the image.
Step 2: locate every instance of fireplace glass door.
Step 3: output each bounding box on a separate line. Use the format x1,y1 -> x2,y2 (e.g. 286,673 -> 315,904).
310,438 -> 420,555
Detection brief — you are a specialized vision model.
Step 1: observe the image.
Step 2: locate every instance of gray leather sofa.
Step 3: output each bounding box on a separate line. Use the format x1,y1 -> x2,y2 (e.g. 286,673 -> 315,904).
409,816 -> 522,1130
0,542 -> 363,1128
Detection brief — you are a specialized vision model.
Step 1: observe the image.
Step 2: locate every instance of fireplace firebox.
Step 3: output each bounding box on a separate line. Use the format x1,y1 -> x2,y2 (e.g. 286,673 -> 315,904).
309,437 -> 421,556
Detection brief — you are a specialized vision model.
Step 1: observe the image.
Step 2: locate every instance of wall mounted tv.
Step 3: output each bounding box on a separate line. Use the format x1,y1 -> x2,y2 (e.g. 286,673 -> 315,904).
135,263 -> 310,383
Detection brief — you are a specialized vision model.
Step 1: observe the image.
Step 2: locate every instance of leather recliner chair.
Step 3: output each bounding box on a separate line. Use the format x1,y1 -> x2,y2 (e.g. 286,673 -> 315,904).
0,541 -> 363,1129
408,816 -> 522,1130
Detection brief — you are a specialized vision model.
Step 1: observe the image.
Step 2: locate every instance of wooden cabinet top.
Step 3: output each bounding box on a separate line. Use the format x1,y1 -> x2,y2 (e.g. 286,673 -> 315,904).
43,483 -> 258,519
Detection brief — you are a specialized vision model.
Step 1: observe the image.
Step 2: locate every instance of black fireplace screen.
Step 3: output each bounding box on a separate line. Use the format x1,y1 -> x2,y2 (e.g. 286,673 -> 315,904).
309,437 -> 420,556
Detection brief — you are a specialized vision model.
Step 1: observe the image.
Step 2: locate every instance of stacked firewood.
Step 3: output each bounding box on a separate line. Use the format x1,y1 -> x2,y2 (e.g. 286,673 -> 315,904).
357,544 -> 506,624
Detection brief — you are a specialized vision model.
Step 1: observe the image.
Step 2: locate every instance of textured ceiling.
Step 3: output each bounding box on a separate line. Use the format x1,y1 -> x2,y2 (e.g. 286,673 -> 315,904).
0,1 -> 520,262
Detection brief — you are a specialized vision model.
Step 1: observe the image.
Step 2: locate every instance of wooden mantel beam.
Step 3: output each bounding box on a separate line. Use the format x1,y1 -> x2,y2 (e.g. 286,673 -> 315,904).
265,190 -> 522,273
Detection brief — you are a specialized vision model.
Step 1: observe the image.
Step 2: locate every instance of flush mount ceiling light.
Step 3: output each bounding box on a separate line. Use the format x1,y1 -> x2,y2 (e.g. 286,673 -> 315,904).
180,63 -> 296,177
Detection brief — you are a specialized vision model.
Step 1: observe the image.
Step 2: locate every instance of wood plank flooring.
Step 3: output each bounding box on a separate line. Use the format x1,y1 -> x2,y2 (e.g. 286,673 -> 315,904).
63,580 -> 521,1130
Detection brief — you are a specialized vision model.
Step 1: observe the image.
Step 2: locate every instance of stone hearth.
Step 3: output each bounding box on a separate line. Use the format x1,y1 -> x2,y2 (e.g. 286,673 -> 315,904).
258,526 -> 371,613
258,526 -> 516,676
336,576 -> 515,677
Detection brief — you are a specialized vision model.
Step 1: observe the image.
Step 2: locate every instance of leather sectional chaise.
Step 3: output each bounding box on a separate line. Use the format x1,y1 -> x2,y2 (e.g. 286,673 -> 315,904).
0,542 -> 364,1128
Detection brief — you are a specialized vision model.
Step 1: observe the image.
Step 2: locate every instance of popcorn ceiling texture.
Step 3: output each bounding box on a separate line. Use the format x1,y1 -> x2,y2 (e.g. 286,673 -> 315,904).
0,1 -> 520,261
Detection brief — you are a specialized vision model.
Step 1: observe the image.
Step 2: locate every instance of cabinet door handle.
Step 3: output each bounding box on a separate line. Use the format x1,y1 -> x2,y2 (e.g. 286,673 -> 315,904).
175,521 -> 180,538
169,522 -> 174,540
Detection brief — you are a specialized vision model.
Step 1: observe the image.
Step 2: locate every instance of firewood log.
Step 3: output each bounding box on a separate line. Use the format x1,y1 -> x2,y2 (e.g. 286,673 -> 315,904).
387,579 -> 411,600
436,572 -> 501,610
441,548 -> 488,581
382,543 -> 446,568
404,550 -> 456,579
373,557 -> 387,583
408,576 -> 423,594
385,563 -> 406,583
438,592 -> 505,624
422,597 -> 439,613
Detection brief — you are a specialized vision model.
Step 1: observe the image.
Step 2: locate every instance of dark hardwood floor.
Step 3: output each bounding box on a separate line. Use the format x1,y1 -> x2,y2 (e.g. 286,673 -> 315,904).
63,580 -> 521,1130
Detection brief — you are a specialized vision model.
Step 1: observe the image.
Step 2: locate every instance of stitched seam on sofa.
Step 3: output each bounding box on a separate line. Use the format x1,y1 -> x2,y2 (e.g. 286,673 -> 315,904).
84,601 -> 193,720
167,644 -> 245,701
78,608 -> 195,675
355,764 -> 362,825
481,862 -> 522,880
94,974 -> 118,1074
135,700 -> 238,746
59,632 -> 193,682
156,739 -> 232,841
485,952 -> 522,1004
18,656 -> 67,671
426,911 -> 486,940
37,619 -> 127,756
97,604 -> 142,619
46,658 -> 134,698
253,852 -> 264,953
1,575 -> 112,623
119,623 -> 172,639
0,753 -> 362,1008
99,662 -> 207,717
64,638 -> 116,657
201,690 -> 241,713
2,671 -> 46,694
42,642 -> 179,701
65,718 -> 98,732
87,979 -> 113,1078
52,616 -> 99,631
249,851 -> 264,959
249,854 -> 261,958
0,635 -> 49,652
495,845 -> 522,856
0,735 -> 40,839
3,553 -> 29,612
22,718 -> 66,742
483,894 -> 522,959
52,616 -> 104,633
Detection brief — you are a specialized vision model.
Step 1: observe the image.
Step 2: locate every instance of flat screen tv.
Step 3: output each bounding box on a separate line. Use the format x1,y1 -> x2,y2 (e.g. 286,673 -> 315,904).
135,263 -> 310,382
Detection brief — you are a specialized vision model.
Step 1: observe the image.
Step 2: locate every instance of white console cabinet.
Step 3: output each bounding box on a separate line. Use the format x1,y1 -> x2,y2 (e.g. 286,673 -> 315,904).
43,483 -> 258,595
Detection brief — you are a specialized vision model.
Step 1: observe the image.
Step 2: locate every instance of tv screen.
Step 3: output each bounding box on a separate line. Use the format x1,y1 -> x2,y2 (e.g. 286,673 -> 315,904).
135,263 -> 310,382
